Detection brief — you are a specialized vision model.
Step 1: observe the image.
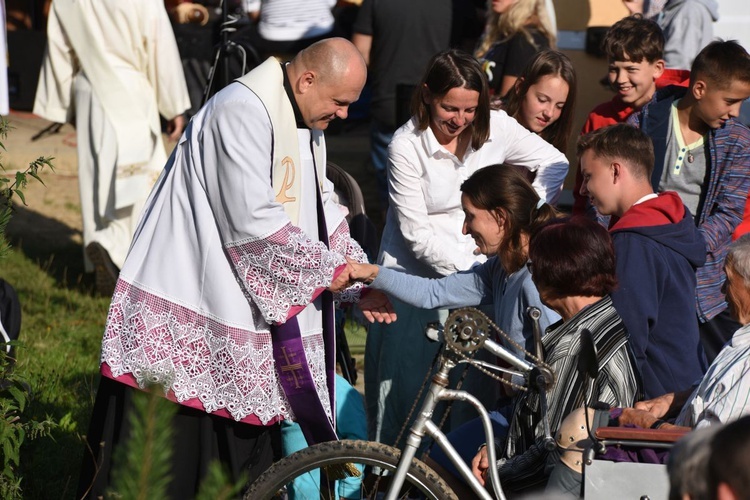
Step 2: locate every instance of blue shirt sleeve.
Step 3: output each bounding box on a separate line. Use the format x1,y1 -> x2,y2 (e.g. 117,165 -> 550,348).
371,263 -> 492,309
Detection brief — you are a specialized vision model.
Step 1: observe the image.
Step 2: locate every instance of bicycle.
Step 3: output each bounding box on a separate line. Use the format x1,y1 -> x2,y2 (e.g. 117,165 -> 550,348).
245,307 -> 558,500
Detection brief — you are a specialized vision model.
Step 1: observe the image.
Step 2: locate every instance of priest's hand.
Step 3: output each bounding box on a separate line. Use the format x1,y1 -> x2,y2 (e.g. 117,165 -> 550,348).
328,262 -> 354,293
358,289 -> 397,324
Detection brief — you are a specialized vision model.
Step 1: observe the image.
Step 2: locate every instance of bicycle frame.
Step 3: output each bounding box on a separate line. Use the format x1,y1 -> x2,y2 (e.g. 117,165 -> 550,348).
385,335 -> 538,500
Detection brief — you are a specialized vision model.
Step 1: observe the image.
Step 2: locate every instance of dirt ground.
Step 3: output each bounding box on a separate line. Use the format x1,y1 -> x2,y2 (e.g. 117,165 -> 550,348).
3,112 -> 82,245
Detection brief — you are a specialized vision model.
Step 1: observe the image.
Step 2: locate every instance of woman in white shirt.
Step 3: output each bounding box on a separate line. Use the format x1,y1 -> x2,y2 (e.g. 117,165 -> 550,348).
366,49 -> 568,450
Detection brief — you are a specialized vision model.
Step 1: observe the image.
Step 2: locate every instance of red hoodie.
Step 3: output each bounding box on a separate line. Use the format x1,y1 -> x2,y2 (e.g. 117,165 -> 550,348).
610,190 -> 685,230
608,190 -> 707,398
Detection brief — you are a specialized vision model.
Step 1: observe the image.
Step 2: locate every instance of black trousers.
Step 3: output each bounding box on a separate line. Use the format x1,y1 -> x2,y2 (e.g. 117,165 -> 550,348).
77,377 -> 278,499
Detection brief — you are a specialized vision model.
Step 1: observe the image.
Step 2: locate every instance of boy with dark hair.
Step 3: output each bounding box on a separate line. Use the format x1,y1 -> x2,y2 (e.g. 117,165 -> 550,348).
578,124 -> 706,398
628,40 -> 750,363
572,15 -> 688,217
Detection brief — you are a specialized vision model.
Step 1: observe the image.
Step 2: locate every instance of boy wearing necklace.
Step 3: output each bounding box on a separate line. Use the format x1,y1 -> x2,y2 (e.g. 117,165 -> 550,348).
628,40 -> 750,364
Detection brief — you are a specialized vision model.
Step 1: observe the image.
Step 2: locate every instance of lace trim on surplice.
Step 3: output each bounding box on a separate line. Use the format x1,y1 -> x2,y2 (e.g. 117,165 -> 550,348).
329,219 -> 367,304
101,281 -> 331,423
225,223 -> 345,324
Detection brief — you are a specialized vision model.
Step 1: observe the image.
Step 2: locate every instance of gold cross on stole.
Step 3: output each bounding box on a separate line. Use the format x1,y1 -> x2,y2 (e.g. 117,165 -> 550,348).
279,346 -> 304,388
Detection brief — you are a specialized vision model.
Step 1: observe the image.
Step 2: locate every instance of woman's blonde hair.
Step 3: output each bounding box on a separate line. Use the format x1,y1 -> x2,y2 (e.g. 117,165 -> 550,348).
475,0 -> 556,58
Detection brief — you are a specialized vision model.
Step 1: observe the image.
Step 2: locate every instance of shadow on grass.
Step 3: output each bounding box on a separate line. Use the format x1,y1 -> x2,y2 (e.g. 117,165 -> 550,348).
20,370 -> 100,500
5,202 -> 98,295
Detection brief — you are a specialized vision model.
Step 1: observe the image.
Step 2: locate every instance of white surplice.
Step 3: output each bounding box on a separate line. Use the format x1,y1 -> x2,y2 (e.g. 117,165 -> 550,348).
33,0 -> 190,268
99,73 -> 366,425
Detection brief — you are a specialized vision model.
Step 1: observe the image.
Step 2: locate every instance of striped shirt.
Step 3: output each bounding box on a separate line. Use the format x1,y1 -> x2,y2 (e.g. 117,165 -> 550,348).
498,296 -> 641,490
630,86 -> 750,321
250,0 -> 336,42
676,323 -> 750,428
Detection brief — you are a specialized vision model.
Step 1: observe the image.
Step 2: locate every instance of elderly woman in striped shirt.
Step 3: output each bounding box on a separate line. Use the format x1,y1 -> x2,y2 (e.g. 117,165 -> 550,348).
548,233 -> 750,497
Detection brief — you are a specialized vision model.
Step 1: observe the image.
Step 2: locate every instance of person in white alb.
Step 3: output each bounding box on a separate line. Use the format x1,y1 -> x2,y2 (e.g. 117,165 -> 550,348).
368,49 -> 569,451
33,0 -> 191,295
75,38 -> 395,499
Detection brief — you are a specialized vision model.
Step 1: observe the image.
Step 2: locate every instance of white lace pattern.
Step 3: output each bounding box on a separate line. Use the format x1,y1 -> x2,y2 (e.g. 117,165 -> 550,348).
101,281 -> 331,423
225,223 -> 345,323
329,219 -> 367,304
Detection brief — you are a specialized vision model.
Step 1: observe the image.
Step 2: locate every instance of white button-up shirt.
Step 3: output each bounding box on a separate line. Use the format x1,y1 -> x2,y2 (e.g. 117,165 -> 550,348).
379,109 -> 569,278
677,323 -> 750,427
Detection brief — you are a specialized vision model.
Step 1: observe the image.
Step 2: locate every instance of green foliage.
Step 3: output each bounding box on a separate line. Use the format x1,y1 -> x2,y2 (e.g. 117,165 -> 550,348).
0,118 -> 59,499
7,247 -> 108,499
103,388 -> 246,500
195,461 -> 246,500
109,389 -> 176,500
0,116 -> 55,260
0,348 -> 59,500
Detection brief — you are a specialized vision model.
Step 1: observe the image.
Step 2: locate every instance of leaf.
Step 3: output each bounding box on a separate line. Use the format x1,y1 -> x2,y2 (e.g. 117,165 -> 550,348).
5,387 -> 26,413
11,190 -> 24,206
13,172 -> 25,190
28,171 -> 46,186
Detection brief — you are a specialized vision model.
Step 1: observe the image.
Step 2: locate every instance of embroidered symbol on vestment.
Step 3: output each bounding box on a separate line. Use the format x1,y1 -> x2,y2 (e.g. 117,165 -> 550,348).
276,156 -> 297,204
279,346 -> 304,388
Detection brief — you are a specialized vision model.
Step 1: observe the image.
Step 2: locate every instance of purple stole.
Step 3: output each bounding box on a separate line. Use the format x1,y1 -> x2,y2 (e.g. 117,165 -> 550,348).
271,136 -> 338,445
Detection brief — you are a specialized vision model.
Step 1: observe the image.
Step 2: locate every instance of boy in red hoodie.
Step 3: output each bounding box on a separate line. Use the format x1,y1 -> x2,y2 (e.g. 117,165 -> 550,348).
579,124 -> 707,398
572,15 -> 689,217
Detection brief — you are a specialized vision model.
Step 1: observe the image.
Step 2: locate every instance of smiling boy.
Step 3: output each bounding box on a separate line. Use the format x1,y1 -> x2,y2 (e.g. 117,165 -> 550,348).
578,124 -> 707,398
629,40 -> 750,363
572,15 -> 689,217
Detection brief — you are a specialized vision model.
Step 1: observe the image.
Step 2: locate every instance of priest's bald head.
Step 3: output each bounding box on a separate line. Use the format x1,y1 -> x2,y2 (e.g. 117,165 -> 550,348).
287,37 -> 367,130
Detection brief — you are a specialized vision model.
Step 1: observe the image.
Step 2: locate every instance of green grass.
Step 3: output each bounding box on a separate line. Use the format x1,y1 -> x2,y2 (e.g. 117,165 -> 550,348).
343,316 -> 367,355
2,238 -> 369,498
2,244 -> 109,499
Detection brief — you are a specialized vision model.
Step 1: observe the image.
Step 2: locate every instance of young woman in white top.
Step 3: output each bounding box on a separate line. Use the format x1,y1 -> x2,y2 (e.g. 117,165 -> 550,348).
366,49 -> 568,450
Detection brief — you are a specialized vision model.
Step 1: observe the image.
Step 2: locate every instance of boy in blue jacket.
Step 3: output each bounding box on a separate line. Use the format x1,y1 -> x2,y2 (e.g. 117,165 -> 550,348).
579,123 -> 707,398
627,40 -> 750,363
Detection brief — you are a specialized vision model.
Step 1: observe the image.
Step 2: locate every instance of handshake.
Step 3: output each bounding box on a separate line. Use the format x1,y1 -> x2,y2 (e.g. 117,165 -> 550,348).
329,258 -> 380,290
327,258 -> 397,324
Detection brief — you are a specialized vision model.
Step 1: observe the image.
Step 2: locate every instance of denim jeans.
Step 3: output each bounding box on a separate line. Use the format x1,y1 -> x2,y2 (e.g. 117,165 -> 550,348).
369,120 -> 394,211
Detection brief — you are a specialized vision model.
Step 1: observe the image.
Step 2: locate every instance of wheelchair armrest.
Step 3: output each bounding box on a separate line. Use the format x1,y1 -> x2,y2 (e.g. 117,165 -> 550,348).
594,426 -> 689,443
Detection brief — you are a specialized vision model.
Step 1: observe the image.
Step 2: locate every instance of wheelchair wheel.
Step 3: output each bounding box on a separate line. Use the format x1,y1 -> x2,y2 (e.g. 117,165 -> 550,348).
245,439 -> 457,499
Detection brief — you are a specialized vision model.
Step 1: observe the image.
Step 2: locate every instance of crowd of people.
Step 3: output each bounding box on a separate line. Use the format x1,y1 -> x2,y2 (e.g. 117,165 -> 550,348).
28,0 -> 750,498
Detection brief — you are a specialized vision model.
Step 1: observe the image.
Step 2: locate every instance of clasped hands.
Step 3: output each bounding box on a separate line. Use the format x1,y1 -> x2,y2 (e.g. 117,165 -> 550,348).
618,392 -> 687,430
327,258 -> 396,324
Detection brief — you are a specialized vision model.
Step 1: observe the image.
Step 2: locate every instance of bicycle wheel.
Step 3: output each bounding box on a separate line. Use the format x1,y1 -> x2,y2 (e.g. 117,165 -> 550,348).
245,439 -> 458,499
